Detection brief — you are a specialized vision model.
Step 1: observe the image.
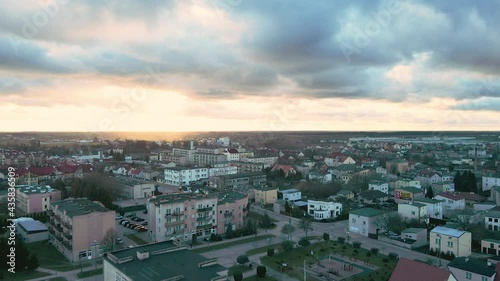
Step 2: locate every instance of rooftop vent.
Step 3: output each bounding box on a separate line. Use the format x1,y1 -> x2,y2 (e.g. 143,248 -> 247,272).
137,250 -> 150,260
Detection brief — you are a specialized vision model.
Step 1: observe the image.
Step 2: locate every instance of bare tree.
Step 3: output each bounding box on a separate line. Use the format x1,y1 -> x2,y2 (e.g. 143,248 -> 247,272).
102,229 -> 117,251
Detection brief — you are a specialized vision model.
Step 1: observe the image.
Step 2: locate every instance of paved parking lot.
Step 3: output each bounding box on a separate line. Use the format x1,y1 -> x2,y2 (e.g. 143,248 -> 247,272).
115,211 -> 153,248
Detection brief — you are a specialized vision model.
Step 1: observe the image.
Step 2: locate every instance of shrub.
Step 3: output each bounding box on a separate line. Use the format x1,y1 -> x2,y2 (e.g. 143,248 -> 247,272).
352,241 -> 361,249
237,255 -> 249,265
267,248 -> 274,257
366,252 -> 371,257
281,240 -> 295,252
383,258 -> 389,263
388,252 -> 398,260
233,271 -> 243,281
256,265 -> 267,278
370,248 -> 379,255
337,237 -> 346,244
298,237 -> 311,247
323,233 -> 330,241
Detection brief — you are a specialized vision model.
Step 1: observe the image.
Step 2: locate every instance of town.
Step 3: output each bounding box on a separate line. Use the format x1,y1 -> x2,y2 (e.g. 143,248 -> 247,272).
0,132 -> 500,281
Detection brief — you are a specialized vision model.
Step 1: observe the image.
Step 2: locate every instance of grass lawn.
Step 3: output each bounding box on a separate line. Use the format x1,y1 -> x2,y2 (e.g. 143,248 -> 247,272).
125,233 -> 149,245
228,264 -> 253,276
0,269 -> 50,281
243,276 -> 278,281
246,243 -> 281,256
48,277 -> 68,281
27,241 -> 91,271
260,241 -> 397,281
192,234 -> 275,254
77,268 -> 103,278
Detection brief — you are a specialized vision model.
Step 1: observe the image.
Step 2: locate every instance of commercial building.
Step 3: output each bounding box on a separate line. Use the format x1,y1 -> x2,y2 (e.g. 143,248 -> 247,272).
394,187 -> 425,203
429,226 -> 471,258
15,185 -> 61,215
103,241 -> 227,281
114,177 -> 154,200
17,220 -> 48,243
48,198 -> 116,262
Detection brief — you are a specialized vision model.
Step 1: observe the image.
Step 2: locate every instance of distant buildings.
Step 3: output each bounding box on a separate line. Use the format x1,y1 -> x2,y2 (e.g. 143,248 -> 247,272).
429,226 -> 471,258
398,202 -> 427,222
415,198 -> 444,219
114,177 -> 155,200
386,159 -> 409,174
103,241 -> 227,281
434,192 -> 466,215
15,185 -> 61,215
394,187 -> 425,203
210,172 -> 266,190
48,198 -> 115,262
483,173 -> 500,191
368,179 -> 389,194
278,188 -> 301,202
164,167 -> 209,186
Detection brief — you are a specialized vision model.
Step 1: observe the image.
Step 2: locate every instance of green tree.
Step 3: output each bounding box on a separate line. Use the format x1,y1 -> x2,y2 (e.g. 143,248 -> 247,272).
260,213 -> 272,228
237,255 -> 249,265
27,254 -> 39,271
256,265 -> 267,278
323,233 -> 330,241
281,240 -> 295,252
284,201 -> 291,214
426,187 -> 434,198
298,237 -> 311,247
191,233 -> 197,245
298,219 -> 313,237
281,224 -> 295,240
233,272 -> 243,281
225,223 -> 234,239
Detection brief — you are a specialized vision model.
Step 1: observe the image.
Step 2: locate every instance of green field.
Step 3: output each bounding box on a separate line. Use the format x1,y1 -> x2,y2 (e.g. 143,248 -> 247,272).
192,234 -> 275,254
27,241 -> 91,271
125,234 -> 149,245
246,243 -> 281,256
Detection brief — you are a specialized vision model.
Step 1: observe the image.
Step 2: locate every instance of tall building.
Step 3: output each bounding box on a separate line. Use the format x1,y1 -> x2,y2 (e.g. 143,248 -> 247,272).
164,167 -> 209,186
15,185 -> 61,215
215,191 -> 248,234
48,198 -> 115,262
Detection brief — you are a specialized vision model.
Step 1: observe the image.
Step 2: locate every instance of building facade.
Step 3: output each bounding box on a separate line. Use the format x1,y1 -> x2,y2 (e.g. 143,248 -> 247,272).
215,192 -> 248,235
307,199 -> 343,220
429,226 -> 471,258
349,208 -> 390,237
164,167 -> 209,186
398,202 -> 427,222
254,187 -> 278,204
15,185 -> 61,215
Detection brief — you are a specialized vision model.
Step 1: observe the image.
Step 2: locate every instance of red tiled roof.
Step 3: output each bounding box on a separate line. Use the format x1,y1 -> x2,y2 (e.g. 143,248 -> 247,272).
15,168 -> 30,176
29,167 -> 56,176
226,148 -> 239,154
57,164 -> 80,174
389,258 -> 452,281
271,164 -> 295,174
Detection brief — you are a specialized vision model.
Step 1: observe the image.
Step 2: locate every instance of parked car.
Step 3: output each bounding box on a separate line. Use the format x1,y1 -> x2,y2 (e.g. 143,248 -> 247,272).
120,220 -> 129,225
128,224 -> 137,229
143,209 -> 148,214
125,213 -> 136,218
115,215 -> 123,220
137,227 -> 147,232
135,217 -> 145,222
141,221 -> 148,226
116,238 -> 123,244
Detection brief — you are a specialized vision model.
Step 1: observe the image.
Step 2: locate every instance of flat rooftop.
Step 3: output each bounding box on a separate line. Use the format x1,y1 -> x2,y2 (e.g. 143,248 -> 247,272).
16,185 -> 59,195
104,241 -> 227,281
149,193 -> 217,205
114,177 -> 153,186
18,220 -> 48,234
431,226 -> 467,238
51,198 -> 112,218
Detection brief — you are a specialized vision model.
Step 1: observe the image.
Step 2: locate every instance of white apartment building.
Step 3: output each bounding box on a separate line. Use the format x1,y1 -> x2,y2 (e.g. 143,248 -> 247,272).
164,167 -> 209,186
240,156 -> 278,166
434,193 -> 466,215
368,180 -> 389,194
208,165 -> 238,177
278,188 -> 301,202
172,148 -> 196,163
430,226 -> 471,258
483,173 -> 500,191
223,149 -> 240,162
398,202 -> 427,221
307,199 -> 342,220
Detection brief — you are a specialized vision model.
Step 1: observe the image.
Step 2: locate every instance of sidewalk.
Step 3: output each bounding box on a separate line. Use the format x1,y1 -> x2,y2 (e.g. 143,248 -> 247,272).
28,263 -> 103,281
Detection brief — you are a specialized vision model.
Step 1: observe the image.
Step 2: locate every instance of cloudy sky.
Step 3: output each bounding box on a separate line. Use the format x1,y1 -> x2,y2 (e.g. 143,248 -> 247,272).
1,0 -> 500,132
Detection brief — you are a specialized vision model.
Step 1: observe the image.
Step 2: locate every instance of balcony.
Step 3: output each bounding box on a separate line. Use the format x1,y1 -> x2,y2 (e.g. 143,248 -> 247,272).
196,215 -> 212,222
197,206 -> 213,212
55,224 -> 63,232
63,232 -> 72,240
62,221 -> 72,229
54,214 -> 61,221
55,234 -> 63,242
48,227 -> 55,235
165,212 -> 184,218
224,212 -> 233,218
62,241 -> 72,250
165,220 -> 184,227
197,224 -> 212,230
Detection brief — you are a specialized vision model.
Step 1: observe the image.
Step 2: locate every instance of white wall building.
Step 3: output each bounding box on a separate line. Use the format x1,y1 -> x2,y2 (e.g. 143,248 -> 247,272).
217,137 -> 230,147
208,165 -> 238,177
434,193 -> 466,215
430,226 -> 471,258
483,174 -> 500,191
415,198 -> 444,219
485,210 -> 500,232
368,180 -> 389,194
398,202 -> 427,221
164,167 -> 209,186
307,199 -> 343,220
278,188 -> 301,202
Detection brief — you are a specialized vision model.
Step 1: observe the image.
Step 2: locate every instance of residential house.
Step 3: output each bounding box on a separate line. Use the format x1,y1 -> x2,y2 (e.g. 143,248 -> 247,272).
398,202 -> 427,222
415,198 -> 444,219
432,181 -> 456,194
434,192 -> 466,215
359,190 -> 389,204
103,241 -> 228,281
490,186 -> 500,206
429,226 -> 471,258
447,257 -> 496,281
401,228 -> 428,248
223,148 -> 240,162
482,238 -> 500,255
386,159 -> 410,174
48,198 -> 115,262
485,210 -> 500,232
216,192 -> 248,235
147,193 -> 218,242
483,173 -> 500,191
416,170 -> 442,188
349,208 -> 390,237
336,189 -> 354,200
254,187 -> 278,204
164,167 -> 209,186
395,178 -> 422,190
368,179 -> 389,194
15,185 -> 61,215
394,187 -> 425,203
278,188 -> 301,202
308,171 -> 333,183
474,201 -> 496,212
455,192 -> 486,207
307,199 -> 343,220
389,258 -> 457,281
271,164 -> 297,177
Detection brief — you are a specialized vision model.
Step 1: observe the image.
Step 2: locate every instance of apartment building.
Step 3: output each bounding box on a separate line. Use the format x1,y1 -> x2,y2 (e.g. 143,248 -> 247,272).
398,202 -> 427,222
216,191 -> 248,234
147,193 -> 218,242
208,164 -> 238,177
172,147 -> 196,163
48,198 -> 115,262
15,185 -> 61,215
307,199 -> 343,220
231,162 -> 268,173
114,177 -> 154,200
429,226 -> 471,258
210,172 -> 267,190
164,167 -> 209,186
240,156 -> 278,166
193,153 -> 227,166
103,241 -> 227,281
434,192 -> 466,215
254,186 -> 278,204
223,148 -> 240,162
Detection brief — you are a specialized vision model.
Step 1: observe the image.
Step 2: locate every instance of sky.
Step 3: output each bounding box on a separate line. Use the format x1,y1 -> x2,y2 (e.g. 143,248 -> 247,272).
1,0 -> 500,132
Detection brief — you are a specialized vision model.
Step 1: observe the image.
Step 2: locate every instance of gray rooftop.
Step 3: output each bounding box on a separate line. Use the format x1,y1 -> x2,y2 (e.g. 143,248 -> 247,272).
279,188 -> 300,194
431,226 -> 467,238
104,241 -> 227,281
17,220 -> 48,234
51,198 -> 112,218
16,185 -> 58,195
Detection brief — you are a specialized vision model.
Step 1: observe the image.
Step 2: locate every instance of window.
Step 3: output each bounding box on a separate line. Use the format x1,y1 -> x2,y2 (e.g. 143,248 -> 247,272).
352,218 -> 356,223
435,238 -> 440,244
466,272 -> 471,279
448,241 -> 453,247
411,211 -> 416,215
482,277 -> 487,281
